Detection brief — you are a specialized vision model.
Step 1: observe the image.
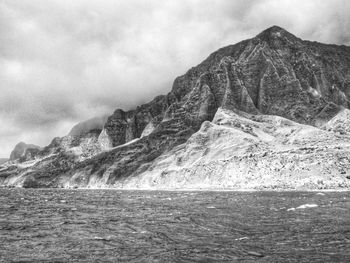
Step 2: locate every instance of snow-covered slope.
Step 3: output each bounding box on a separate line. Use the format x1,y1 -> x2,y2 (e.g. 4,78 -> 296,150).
109,108 -> 350,190
324,108 -> 350,135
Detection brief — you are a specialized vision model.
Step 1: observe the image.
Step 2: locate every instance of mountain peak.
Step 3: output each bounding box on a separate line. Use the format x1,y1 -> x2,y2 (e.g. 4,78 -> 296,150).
262,25 -> 286,33
256,25 -> 298,42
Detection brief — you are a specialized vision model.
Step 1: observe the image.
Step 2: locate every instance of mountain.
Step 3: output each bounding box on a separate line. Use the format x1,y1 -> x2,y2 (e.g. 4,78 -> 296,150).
1,26 -> 350,189
9,142 -> 41,161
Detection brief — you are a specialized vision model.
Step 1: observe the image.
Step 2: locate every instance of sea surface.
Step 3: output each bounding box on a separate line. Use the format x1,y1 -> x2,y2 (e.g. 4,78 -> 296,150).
0,189 -> 349,262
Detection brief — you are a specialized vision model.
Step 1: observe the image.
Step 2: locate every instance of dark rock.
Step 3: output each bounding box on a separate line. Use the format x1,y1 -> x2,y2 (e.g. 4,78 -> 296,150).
104,95 -> 171,147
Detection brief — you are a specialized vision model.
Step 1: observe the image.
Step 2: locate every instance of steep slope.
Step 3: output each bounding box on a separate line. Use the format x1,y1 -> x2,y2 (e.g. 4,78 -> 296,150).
2,26 -> 350,189
110,108 -> 350,190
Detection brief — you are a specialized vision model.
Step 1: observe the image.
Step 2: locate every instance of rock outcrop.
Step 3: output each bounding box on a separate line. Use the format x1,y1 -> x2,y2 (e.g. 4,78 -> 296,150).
1,26 -> 350,189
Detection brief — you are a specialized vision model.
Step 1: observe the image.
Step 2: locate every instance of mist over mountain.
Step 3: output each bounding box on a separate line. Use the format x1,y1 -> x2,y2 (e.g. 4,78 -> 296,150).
9,142 -> 41,161
1,26 -> 350,190
68,116 -> 108,136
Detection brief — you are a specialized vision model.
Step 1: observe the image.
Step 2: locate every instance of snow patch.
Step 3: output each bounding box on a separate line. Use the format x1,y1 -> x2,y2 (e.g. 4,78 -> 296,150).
98,129 -> 112,150
307,87 -> 321,98
141,122 -> 155,137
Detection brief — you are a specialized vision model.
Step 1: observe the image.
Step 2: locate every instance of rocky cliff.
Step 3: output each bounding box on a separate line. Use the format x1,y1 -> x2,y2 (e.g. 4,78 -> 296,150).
1,26 -> 350,189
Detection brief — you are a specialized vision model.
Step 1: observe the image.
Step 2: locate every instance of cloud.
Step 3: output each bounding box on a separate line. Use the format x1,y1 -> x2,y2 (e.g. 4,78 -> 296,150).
0,0 -> 349,157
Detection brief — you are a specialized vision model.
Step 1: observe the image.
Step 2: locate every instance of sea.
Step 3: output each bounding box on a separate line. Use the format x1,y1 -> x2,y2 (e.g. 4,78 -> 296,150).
0,189 -> 349,262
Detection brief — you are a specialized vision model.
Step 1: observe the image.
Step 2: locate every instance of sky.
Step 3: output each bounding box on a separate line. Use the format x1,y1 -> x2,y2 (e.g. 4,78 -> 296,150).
0,0 -> 350,157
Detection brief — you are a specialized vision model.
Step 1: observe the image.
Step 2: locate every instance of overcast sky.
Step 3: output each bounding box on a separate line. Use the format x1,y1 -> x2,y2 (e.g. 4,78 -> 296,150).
0,0 -> 349,157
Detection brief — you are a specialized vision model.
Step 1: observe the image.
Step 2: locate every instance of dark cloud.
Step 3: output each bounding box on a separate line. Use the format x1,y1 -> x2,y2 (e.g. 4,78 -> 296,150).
0,0 -> 349,157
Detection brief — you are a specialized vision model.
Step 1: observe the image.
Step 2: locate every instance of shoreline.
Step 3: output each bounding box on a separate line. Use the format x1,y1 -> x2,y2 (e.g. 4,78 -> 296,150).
1,185 -> 349,192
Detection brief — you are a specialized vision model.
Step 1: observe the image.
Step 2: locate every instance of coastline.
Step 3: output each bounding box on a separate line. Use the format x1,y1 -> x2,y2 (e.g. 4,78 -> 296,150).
2,185 -> 349,192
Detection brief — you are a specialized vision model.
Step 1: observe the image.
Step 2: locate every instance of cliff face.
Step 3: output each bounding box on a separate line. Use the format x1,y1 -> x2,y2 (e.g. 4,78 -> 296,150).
103,26 -> 350,148
2,26 -> 350,189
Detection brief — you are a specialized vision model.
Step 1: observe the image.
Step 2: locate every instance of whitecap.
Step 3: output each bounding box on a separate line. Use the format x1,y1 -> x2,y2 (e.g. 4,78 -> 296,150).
296,204 -> 318,209
235,237 -> 249,241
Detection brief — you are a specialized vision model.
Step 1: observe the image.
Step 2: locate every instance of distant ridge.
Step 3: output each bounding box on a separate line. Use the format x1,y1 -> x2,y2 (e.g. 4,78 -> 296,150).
9,142 -> 41,161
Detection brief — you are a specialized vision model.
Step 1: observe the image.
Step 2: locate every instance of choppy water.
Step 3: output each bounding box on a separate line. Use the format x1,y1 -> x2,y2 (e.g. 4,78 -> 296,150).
0,189 -> 349,262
